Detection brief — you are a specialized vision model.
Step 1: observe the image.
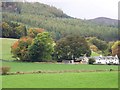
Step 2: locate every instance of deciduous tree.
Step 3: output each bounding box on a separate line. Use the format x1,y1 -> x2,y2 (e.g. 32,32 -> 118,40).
89,37 -> 108,52
112,41 -> 120,59
55,35 -> 91,60
28,28 -> 44,38
11,36 -> 33,61
28,32 -> 54,62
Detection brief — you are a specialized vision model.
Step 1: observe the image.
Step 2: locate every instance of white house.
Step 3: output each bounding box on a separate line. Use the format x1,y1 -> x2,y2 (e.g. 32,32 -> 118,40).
61,55 -> 119,65
94,55 -> 119,65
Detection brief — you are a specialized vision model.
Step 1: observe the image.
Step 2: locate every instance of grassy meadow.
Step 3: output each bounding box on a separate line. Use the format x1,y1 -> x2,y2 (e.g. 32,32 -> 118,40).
0,38 -> 18,60
2,61 -> 119,88
2,72 -> 118,88
1,38 -> 119,88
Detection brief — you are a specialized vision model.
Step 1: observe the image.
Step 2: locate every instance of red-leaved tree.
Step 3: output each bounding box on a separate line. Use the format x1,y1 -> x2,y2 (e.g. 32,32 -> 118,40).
11,36 -> 33,61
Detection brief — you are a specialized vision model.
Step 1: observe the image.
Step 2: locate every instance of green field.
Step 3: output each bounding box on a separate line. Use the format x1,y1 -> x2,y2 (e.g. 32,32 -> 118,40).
0,38 -> 18,60
2,61 -> 119,88
2,61 -> 118,72
2,72 -> 118,88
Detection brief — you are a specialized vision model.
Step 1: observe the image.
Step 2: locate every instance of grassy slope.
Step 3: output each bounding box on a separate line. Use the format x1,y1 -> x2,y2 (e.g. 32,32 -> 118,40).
2,72 -> 118,88
2,61 -> 118,72
0,38 -> 18,60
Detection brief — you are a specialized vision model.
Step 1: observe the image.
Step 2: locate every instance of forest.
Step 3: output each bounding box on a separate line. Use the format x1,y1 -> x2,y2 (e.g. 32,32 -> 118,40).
1,2 -> 118,41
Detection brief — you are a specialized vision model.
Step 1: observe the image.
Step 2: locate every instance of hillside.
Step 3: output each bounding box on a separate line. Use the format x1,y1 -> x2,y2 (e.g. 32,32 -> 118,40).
2,2 -> 118,41
88,17 -> 118,27
2,2 -> 70,18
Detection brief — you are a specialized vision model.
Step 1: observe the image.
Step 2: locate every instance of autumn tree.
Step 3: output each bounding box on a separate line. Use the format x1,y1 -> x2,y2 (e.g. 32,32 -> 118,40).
2,22 -> 12,37
55,35 -> 91,60
11,36 -> 33,61
89,37 -> 108,52
112,41 -> 120,59
2,21 -> 27,38
28,32 -> 54,62
27,28 -> 44,38
12,24 -> 27,38
90,45 -> 98,52
104,42 -> 114,56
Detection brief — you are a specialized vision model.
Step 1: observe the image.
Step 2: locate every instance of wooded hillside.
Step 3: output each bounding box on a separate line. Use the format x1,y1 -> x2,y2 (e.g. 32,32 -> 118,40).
2,2 -> 118,41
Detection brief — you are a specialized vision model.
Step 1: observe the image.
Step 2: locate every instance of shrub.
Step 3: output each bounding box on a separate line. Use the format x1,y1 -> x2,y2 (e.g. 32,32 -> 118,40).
1,66 -> 10,75
88,58 -> 95,64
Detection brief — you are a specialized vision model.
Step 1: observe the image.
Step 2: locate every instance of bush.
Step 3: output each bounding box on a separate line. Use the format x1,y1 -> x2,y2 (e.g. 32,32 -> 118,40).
1,66 -> 10,75
88,58 -> 95,64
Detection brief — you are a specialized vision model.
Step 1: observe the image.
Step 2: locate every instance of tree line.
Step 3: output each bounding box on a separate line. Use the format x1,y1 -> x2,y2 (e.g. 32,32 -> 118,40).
11,30 -> 91,62
11,28 -> 120,62
1,21 -> 119,59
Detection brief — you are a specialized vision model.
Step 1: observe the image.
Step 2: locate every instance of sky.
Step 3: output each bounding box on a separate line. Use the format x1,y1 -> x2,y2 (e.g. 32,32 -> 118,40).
21,0 -> 119,19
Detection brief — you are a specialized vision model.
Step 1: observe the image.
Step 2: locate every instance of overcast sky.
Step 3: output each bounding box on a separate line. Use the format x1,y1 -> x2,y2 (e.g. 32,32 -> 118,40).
24,0 -> 119,19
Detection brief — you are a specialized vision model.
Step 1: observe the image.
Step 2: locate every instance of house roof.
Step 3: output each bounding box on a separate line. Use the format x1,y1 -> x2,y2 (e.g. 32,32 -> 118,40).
91,55 -> 119,60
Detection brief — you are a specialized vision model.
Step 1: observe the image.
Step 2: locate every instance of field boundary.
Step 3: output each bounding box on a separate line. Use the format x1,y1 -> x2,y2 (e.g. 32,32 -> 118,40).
4,69 -> 119,75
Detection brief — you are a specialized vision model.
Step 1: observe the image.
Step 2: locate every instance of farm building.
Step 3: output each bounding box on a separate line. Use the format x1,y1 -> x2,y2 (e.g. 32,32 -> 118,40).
76,56 -> 89,64
61,55 -> 119,65
62,60 -> 74,64
93,55 -> 119,65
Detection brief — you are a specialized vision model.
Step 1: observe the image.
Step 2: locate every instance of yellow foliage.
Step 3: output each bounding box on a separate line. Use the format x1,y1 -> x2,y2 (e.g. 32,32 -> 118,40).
90,45 -> 98,52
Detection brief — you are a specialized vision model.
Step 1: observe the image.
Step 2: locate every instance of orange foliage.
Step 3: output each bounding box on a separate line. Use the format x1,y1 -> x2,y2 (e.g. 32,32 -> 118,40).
36,28 -> 44,33
12,37 -> 32,49
11,36 -> 33,61
19,37 -> 33,42
28,28 -> 44,38
11,41 -> 19,49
